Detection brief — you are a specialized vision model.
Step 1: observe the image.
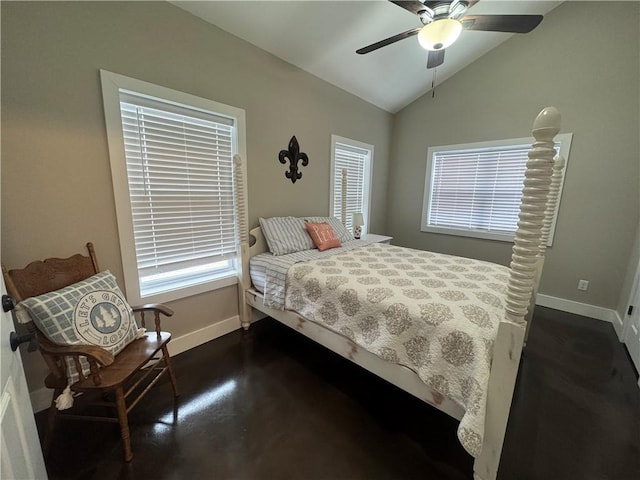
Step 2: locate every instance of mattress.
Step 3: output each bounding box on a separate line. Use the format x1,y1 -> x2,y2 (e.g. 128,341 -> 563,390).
249,260 -> 267,293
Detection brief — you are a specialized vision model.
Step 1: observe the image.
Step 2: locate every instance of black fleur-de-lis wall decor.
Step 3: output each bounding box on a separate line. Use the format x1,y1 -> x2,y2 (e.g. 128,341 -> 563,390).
278,136 -> 309,184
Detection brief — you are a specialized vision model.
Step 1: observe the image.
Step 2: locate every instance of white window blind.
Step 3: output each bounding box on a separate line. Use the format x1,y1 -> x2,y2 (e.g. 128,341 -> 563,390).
422,134 -> 571,243
119,91 -> 237,297
427,145 -> 531,235
331,141 -> 371,231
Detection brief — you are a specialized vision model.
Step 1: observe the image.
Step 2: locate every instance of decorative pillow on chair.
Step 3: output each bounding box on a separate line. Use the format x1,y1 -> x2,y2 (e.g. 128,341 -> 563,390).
304,216 -> 353,243
305,222 -> 342,251
19,271 -> 141,384
259,216 -> 315,255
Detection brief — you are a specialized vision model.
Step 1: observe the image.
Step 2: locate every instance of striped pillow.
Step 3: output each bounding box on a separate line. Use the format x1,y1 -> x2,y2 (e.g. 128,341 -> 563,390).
304,216 -> 353,243
259,216 -> 315,256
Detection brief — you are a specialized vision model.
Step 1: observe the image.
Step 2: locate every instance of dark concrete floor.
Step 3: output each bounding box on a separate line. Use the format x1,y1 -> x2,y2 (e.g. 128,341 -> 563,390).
36,306 -> 640,480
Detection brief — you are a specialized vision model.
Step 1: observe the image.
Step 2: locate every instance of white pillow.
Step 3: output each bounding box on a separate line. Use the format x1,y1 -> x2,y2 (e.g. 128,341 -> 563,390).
304,216 -> 353,243
259,216 -> 315,255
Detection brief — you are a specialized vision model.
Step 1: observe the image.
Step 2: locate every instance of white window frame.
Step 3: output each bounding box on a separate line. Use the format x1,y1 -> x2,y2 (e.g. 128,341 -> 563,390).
421,133 -> 572,245
329,135 -> 374,234
100,70 -> 247,305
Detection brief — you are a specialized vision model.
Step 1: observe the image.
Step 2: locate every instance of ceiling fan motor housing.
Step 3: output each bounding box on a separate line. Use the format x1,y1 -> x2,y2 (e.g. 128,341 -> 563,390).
418,0 -> 470,25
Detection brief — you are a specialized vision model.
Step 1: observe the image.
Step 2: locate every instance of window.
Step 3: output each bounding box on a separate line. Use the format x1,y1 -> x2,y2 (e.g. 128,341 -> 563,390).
101,70 -> 247,304
330,136 -> 373,233
421,134 -> 572,244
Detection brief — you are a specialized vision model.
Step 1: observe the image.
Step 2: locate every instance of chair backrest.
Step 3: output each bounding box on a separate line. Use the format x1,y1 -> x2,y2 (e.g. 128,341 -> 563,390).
4,243 -> 100,302
3,243 -> 104,386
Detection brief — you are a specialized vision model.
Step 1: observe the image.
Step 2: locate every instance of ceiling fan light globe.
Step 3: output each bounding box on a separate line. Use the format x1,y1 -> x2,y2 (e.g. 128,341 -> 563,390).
418,19 -> 463,51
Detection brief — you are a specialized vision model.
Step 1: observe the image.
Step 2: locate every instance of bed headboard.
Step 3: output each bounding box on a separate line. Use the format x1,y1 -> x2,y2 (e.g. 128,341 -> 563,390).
249,226 -> 268,258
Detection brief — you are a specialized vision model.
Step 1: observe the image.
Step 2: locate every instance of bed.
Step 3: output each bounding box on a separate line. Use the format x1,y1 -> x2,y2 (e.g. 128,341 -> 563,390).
232,107 -> 565,480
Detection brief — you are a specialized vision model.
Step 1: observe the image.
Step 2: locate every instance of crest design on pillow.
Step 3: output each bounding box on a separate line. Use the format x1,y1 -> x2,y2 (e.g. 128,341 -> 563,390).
74,290 -> 132,347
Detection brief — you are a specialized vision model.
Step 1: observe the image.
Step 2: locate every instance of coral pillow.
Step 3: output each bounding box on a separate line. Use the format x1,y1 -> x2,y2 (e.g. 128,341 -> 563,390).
305,222 -> 341,251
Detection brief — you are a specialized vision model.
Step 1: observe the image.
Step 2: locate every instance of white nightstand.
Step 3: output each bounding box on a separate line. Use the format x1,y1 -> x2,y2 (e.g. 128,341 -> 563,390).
360,233 -> 393,244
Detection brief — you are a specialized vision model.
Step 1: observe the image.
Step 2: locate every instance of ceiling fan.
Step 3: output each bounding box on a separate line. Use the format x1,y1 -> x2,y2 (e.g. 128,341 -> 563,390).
356,0 -> 543,69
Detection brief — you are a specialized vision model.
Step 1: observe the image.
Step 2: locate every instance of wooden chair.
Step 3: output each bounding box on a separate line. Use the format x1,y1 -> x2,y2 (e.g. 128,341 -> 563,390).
2,242 -> 179,462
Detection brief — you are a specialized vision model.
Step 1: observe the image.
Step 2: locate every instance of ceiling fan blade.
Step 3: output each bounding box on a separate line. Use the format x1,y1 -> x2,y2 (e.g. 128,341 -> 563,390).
356,27 -> 421,54
427,49 -> 445,69
389,1 -> 430,16
461,14 -> 543,34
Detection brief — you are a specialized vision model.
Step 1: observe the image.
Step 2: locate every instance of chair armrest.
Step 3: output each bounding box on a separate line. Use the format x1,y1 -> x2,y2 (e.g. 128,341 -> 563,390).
132,304 -> 174,317
131,304 -> 174,335
39,336 -> 115,366
39,335 -> 114,386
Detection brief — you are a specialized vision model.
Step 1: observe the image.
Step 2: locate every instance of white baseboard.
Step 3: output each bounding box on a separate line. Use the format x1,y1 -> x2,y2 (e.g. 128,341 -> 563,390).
612,312 -> 626,340
30,315 -> 242,413
167,315 -> 241,357
535,294 -> 618,324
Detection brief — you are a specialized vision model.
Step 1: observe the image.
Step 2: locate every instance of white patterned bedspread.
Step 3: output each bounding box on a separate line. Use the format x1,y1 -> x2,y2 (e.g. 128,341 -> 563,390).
250,238 -> 380,309
283,243 -> 510,458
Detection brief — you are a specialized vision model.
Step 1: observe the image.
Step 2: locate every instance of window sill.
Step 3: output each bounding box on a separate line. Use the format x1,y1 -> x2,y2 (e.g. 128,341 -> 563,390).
421,225 -> 515,243
130,274 -> 238,306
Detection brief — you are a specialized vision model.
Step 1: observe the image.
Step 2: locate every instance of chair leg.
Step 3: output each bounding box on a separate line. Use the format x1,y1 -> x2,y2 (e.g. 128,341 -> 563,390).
114,386 -> 133,462
162,345 -> 179,399
43,388 -> 62,456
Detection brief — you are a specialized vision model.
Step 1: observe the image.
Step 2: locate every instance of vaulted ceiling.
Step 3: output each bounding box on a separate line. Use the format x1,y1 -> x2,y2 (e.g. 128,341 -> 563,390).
171,1 -> 562,113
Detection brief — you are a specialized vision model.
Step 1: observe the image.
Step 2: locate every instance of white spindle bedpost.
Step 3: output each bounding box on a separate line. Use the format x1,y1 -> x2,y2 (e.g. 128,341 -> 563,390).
524,154 -> 567,337
474,107 -> 561,480
540,154 -> 566,251
504,107 -> 560,325
234,154 -> 251,330
341,168 -> 348,226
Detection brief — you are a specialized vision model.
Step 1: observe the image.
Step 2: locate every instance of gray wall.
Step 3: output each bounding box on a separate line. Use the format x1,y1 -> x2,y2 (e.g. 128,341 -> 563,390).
388,1 -> 640,312
1,1 -> 392,391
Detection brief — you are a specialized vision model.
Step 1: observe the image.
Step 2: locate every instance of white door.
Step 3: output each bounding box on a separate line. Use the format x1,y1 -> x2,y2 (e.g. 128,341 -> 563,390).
0,273 -> 48,479
623,271 -> 640,387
